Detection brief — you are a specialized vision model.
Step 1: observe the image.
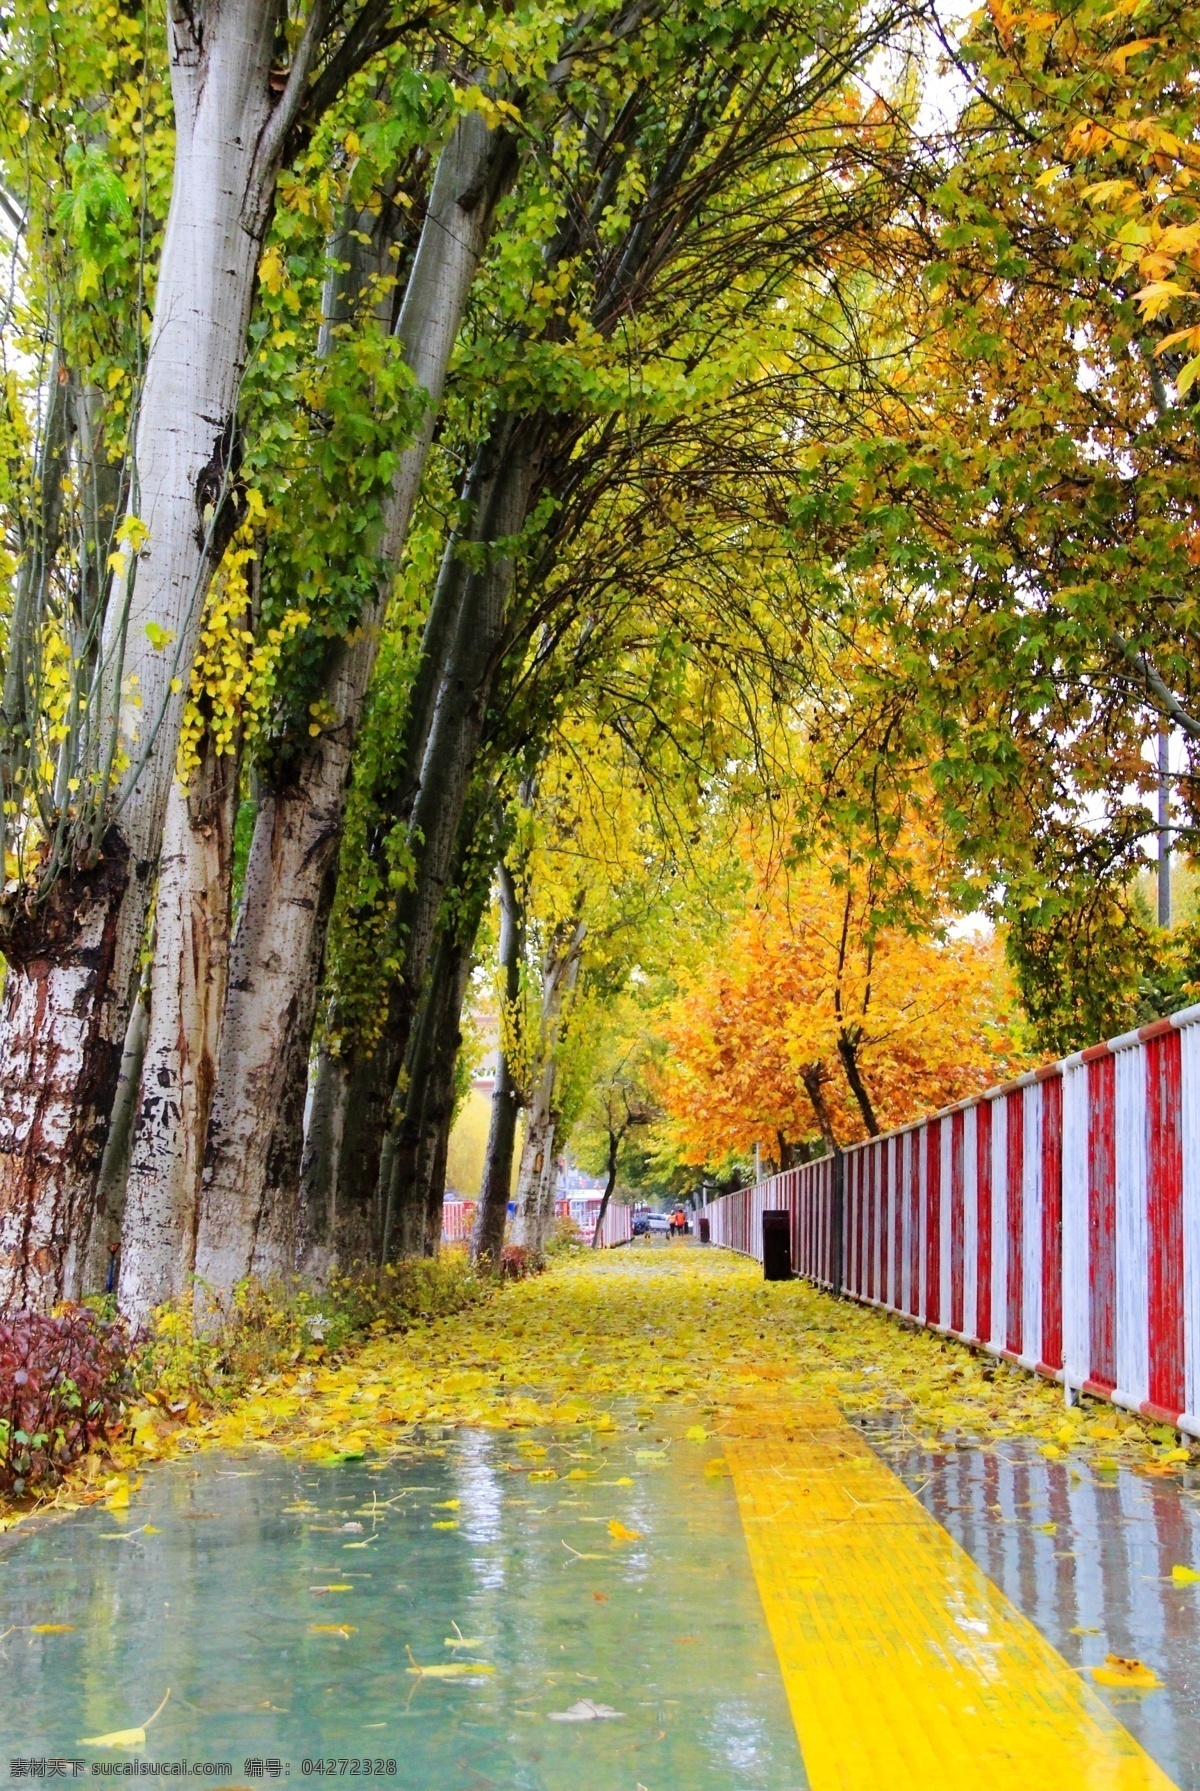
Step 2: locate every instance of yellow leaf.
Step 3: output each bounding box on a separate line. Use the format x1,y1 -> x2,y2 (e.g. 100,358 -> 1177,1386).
1175,352 -> 1200,396
1156,326 -> 1200,354
1156,224 -> 1200,257
529,1468 -> 558,1483
1091,1654 -> 1161,1689
1136,279 -> 1186,320
1033,1521 -> 1057,1534
432,1499 -> 460,1509
685,1425 -> 708,1442
309,1625 -> 356,1636
31,1624 -> 75,1633
1171,1564 -> 1200,1585
79,1689 -> 170,1748
1082,178 -> 1136,206
608,1519 -> 642,1543
104,1484 -> 130,1511
432,1520 -> 458,1529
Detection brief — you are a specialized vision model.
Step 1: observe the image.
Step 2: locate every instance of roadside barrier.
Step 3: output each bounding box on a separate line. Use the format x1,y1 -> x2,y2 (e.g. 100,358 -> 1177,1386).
701,1004 -> 1200,1439
442,1198 -> 476,1243
593,1202 -> 634,1248
440,1195 -> 632,1247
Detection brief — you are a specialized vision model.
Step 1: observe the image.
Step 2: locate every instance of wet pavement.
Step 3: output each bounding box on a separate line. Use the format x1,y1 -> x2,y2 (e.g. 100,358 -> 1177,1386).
859,1416 -> 1200,1788
2,1382 -> 1200,1786
0,1421 -> 804,1791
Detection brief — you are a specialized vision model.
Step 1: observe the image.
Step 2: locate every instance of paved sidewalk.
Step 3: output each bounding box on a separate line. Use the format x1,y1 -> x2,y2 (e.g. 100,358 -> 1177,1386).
724,1394 -> 1178,1790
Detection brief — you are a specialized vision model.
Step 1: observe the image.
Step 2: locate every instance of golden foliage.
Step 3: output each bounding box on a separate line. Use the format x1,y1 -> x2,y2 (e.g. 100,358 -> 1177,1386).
654,846 -> 1031,1166
179,1251 -> 1191,1475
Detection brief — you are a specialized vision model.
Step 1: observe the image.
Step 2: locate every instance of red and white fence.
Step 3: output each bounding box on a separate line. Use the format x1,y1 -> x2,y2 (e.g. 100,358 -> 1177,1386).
440,1195 -> 633,1248
593,1201 -> 634,1248
701,1005 -> 1200,1439
442,1198 -> 477,1244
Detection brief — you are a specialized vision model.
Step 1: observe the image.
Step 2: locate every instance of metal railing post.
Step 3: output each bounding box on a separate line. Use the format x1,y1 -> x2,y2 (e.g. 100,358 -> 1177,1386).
830,1148 -> 844,1298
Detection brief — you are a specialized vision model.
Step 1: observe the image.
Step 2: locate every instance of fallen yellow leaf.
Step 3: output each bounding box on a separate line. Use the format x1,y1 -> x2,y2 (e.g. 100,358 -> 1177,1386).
31,1624 -> 75,1634
79,1689 -> 169,1748
309,1624 -> 356,1637
1171,1564 -> 1200,1586
608,1519 -> 642,1543
1091,1654 -> 1161,1689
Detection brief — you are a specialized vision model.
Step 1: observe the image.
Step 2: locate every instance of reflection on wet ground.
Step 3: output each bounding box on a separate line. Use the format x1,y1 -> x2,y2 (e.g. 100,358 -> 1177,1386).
855,1413 -> 1200,1789
0,1421 -> 806,1791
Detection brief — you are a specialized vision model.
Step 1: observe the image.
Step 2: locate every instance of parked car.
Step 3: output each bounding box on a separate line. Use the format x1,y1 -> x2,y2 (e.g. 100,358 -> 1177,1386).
631,1214 -> 650,1237
645,1213 -> 671,1234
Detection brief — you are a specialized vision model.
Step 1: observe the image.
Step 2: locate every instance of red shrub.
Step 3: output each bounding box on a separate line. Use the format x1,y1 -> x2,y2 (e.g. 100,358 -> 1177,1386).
499,1245 -> 532,1280
0,1306 -> 138,1494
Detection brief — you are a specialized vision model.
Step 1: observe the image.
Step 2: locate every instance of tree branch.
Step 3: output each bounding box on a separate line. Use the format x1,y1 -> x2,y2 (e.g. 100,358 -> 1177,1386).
245,0 -> 334,228
1110,628 -> 1200,740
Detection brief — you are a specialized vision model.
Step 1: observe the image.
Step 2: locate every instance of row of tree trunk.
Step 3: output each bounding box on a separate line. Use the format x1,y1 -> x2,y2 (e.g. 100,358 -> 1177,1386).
0,0 -> 894,1315
0,25 -> 525,1314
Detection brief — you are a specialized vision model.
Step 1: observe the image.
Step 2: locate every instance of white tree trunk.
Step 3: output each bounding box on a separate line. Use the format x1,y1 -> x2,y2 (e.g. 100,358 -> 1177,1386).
0,0 -> 298,1311
118,741 -> 239,1323
0,854 -> 149,1309
194,113 -> 515,1296
509,921 -> 585,1258
512,1114 -> 557,1257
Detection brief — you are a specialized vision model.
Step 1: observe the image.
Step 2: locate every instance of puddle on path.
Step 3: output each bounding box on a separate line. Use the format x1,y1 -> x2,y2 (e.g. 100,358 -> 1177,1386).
0,1420 -> 806,1791
855,1414 -> 1200,1790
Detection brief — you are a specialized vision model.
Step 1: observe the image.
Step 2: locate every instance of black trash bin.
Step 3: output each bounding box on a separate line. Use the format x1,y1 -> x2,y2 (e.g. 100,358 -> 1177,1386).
762,1209 -> 791,1281
698,1214 -> 710,1244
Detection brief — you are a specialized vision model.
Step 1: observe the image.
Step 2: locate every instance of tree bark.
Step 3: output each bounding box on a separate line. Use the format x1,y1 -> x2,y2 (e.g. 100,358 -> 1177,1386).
298,1050 -> 382,1277
590,1124 -> 624,1249
837,1030 -> 881,1137
118,735 -> 240,1322
380,907 -> 479,1260
312,413 -> 542,1229
801,1062 -> 839,1151
0,0 -> 313,1311
510,916 -> 585,1258
82,953 -> 152,1295
193,113 -> 517,1299
471,861 -> 523,1267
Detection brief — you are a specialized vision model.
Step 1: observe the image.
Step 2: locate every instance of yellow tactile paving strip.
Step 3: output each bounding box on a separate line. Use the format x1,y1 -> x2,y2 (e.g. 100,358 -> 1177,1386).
722,1397 -> 1177,1791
